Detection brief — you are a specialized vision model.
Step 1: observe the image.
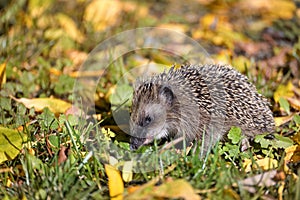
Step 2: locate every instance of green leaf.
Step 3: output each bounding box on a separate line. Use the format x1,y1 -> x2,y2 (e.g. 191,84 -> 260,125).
54,75 -> 75,95
293,114 -> 300,125
48,135 -> 60,148
279,97 -> 290,115
273,134 -> 293,149
255,133 -> 293,149
228,126 -> 242,144
0,127 -> 27,163
255,134 -> 273,148
109,84 -> 133,108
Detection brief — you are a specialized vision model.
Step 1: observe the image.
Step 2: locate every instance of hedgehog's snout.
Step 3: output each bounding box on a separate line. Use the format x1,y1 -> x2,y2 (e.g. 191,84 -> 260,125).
130,136 -> 146,150
129,123 -> 147,150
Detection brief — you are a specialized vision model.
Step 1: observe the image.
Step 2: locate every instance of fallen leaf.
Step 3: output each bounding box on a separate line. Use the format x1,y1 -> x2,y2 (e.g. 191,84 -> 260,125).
49,68 -> 62,76
65,50 -> 88,70
256,158 -> 278,170
122,161 -> 133,183
273,81 -> 294,103
11,96 -> 72,115
105,164 -> 124,200
28,0 -> 52,18
125,178 -> 201,200
291,129 -> 300,145
0,62 -> 6,88
237,0 -> 296,22
57,146 -> 69,165
238,170 -> 277,193
274,115 -> 294,126
0,127 -> 27,163
267,47 -> 291,68
55,13 -> 85,43
84,0 -> 122,31
153,179 -> 201,200
243,157 -> 278,172
287,97 -> 300,111
231,55 -> 251,73
235,41 -> 270,57
69,70 -> 105,78
284,145 -> 298,163
195,13 -> 247,49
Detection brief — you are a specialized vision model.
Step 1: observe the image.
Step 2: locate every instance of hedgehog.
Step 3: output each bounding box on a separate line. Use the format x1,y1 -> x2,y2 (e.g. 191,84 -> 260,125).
129,64 -> 275,153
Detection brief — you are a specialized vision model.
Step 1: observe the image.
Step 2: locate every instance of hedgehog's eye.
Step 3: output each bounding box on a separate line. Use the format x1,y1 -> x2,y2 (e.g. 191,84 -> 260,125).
140,115 -> 152,127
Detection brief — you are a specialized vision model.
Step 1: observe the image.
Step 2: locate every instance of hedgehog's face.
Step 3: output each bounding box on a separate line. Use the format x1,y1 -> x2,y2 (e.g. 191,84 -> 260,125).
129,83 -> 175,150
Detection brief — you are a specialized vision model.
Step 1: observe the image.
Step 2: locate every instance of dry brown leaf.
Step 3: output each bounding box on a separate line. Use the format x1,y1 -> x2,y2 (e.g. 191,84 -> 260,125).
235,41 -> 270,57
267,47 -> 291,68
287,97 -> 300,111
238,170 -> 277,193
105,164 -> 124,200
57,146 -> 68,165
65,50 -> 88,70
69,70 -> 105,78
11,96 -> 72,115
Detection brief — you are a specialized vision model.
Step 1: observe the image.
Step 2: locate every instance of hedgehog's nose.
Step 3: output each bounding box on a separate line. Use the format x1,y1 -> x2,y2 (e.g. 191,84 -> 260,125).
130,136 -> 146,150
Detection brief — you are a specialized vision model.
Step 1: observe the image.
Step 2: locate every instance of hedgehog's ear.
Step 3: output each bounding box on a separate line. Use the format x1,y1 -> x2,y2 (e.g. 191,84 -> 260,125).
159,86 -> 174,106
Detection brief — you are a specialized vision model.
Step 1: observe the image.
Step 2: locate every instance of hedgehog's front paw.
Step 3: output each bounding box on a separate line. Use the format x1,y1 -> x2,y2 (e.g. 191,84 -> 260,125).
241,137 -> 251,152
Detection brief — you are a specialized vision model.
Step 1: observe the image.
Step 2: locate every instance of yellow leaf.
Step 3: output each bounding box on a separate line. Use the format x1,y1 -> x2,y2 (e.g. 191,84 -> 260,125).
232,55 -> 251,73
274,115 -> 294,126
197,13 -> 247,49
28,0 -> 53,18
11,97 -> 72,115
243,157 -> 278,172
55,13 -> 85,43
84,0 -> 122,31
0,127 -> 27,164
0,62 -> 6,88
256,157 -> 278,170
243,158 -> 253,172
122,161 -> 133,183
238,0 -> 296,21
126,178 -> 200,200
105,164 -> 124,200
154,179 -> 201,200
284,145 -> 297,163
273,81 -> 294,103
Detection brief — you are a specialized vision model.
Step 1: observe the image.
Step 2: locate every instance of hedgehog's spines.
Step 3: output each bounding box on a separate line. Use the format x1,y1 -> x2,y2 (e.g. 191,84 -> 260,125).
130,64 -> 275,150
